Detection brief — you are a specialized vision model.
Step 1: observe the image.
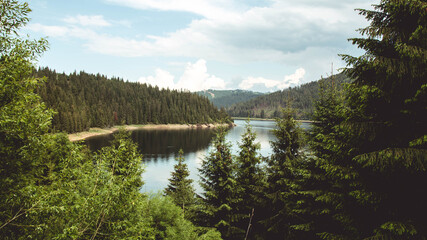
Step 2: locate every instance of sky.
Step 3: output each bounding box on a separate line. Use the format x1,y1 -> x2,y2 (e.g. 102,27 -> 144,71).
26,0 -> 375,92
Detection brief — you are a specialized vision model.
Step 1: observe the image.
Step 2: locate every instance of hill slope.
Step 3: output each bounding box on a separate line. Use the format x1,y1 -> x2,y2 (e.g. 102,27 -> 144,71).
35,67 -> 231,133
227,73 -> 350,119
196,89 -> 264,108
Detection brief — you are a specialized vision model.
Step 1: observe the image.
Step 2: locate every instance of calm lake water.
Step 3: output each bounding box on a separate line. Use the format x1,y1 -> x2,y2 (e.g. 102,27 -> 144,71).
84,120 -> 310,193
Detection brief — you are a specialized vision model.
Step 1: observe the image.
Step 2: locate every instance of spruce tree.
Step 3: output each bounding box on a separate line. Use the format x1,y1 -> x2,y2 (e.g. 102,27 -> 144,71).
199,127 -> 238,239
0,2 -> 223,239
263,106 -> 305,239
312,0 -> 427,238
165,149 -> 196,218
234,119 -> 265,239
297,80 -> 358,239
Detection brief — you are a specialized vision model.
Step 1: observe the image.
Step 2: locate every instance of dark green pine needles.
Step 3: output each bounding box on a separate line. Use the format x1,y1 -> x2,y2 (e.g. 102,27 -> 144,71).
165,149 -> 197,218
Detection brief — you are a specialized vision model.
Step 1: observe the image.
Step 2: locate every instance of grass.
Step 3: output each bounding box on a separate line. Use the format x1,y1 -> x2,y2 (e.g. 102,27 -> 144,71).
89,128 -> 105,133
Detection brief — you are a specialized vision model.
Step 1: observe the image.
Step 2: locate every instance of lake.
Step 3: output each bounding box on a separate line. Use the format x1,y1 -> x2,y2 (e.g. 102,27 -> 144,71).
84,120 -> 310,193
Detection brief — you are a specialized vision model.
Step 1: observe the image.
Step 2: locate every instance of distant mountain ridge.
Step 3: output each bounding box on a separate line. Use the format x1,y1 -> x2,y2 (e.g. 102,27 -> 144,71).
227,73 -> 351,119
196,89 -> 265,108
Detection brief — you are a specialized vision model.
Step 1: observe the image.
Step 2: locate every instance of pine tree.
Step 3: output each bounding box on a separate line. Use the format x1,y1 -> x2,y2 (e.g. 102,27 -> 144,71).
313,0 -> 427,238
199,127 -> 238,239
234,119 -> 265,239
34,67 -> 232,133
0,2 -> 226,239
296,80 -> 358,239
165,149 -> 196,218
263,106 -> 305,239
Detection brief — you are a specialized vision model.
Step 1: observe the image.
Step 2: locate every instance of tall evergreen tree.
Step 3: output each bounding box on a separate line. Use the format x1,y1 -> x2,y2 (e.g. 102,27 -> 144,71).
199,127 -> 238,239
295,80 -> 357,239
263,106 -> 305,239
165,149 -> 196,218
227,73 -> 351,120
34,67 -> 233,133
307,0 -> 427,239
234,119 -> 265,239
0,2 -> 223,239
342,0 -> 426,238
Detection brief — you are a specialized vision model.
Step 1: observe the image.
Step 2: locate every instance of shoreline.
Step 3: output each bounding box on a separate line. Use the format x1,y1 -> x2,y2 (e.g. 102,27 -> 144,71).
231,117 -> 314,123
68,123 -> 234,142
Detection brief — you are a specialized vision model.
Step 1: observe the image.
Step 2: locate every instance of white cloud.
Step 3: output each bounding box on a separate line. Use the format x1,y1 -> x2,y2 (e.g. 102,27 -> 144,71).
29,0 -> 373,88
28,23 -> 100,42
100,0 -> 372,58
176,59 -> 226,92
279,68 -> 306,89
28,23 -> 69,37
138,68 -> 175,90
239,77 -> 279,90
31,1 -> 372,64
106,0 -> 238,20
239,68 -> 306,90
138,59 -> 226,92
64,15 -> 111,27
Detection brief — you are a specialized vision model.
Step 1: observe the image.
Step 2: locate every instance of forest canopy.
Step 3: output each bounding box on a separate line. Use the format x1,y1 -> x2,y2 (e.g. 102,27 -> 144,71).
227,73 -> 351,119
0,1 -> 221,239
34,67 -> 232,133
1,0 -> 426,239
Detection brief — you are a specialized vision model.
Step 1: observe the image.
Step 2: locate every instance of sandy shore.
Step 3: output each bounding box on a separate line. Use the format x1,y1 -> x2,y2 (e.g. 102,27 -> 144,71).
232,117 -> 314,123
68,123 -> 233,142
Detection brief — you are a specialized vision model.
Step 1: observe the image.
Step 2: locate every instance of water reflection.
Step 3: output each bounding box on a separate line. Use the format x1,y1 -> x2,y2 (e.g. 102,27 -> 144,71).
84,120 -> 309,193
86,128 -> 216,157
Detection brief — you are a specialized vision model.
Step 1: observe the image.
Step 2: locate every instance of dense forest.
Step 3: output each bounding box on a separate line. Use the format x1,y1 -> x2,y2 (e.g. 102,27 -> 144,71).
227,72 -> 351,119
34,67 -> 231,133
185,1 -> 426,238
1,0 -> 426,240
196,89 -> 264,108
0,2 -> 222,239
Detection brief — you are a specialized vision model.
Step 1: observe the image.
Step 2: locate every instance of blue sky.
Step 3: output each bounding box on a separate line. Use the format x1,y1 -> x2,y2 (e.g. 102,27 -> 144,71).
26,0 -> 374,92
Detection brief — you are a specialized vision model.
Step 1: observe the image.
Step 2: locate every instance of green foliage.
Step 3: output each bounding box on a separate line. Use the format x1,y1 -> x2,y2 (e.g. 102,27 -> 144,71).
165,149 -> 197,219
196,89 -> 265,108
2,123 -> 153,239
33,132 -> 152,239
297,80 -> 359,239
0,0 -> 48,61
340,0 -> 427,238
3,0 -> 426,239
0,0 -> 52,237
0,1 -> 222,239
233,120 -> 266,239
199,127 -> 238,239
227,73 -> 351,119
146,194 -> 222,240
34,67 -> 232,133
263,106 -> 306,239
2,114 -> 217,239
298,0 -> 427,239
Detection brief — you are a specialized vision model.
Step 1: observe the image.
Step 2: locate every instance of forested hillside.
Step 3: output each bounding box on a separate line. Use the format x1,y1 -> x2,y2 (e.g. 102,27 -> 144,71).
194,1 -> 427,238
196,89 -> 264,108
227,73 -> 350,119
35,68 -> 231,133
1,2 -> 222,239
2,0 -> 426,239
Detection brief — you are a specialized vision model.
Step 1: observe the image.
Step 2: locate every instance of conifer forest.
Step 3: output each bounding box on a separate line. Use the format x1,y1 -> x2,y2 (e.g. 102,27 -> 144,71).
34,67 -> 232,133
1,0 -> 426,239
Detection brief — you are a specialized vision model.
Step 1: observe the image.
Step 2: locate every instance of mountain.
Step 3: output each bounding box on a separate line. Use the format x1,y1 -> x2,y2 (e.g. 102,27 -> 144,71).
35,67 -> 231,133
196,89 -> 265,108
227,73 -> 351,119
